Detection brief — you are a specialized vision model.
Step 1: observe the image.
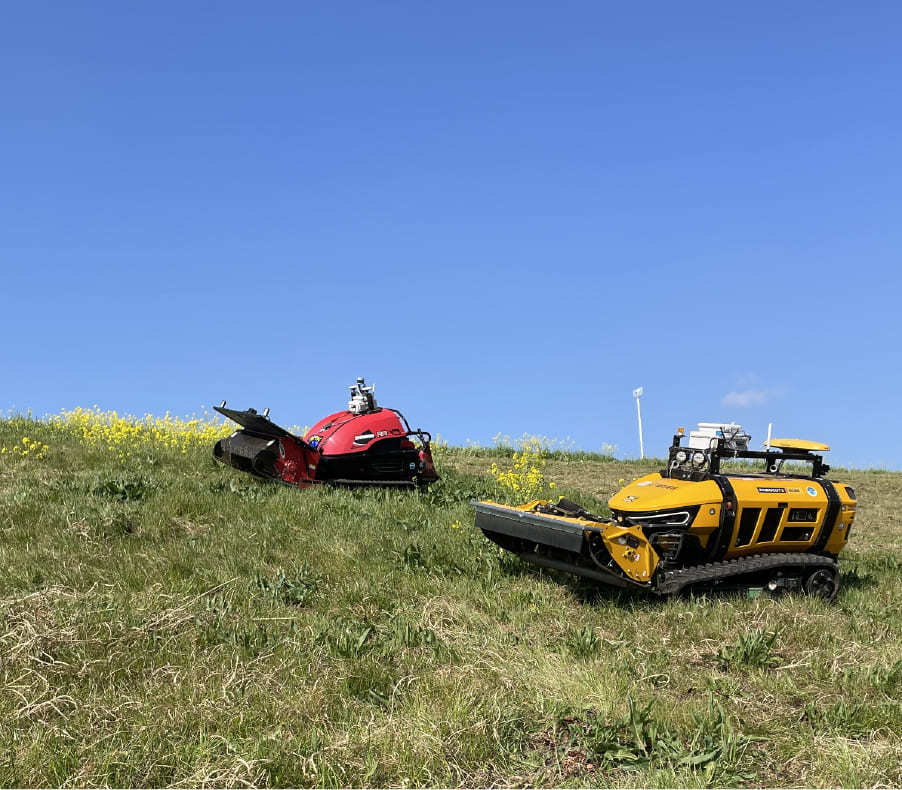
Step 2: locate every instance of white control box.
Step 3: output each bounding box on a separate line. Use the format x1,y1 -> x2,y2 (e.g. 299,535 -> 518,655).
689,422 -> 750,451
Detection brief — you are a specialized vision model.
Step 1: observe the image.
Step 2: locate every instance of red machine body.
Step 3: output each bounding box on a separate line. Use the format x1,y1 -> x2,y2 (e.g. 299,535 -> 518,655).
213,378 -> 438,488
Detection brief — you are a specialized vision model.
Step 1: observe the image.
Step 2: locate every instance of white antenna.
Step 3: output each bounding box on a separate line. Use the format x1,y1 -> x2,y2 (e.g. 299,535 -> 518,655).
766,422 -> 773,448
632,387 -> 644,459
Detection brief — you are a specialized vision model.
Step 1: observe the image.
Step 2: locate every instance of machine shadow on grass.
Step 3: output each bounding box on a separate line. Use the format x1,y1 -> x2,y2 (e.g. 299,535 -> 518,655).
835,559 -> 881,592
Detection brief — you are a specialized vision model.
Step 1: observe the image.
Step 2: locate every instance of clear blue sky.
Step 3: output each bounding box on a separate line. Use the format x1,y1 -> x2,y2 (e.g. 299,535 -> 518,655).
2,2 -> 900,470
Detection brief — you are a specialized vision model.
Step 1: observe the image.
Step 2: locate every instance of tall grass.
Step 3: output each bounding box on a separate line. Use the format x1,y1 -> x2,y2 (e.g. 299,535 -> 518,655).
0,412 -> 899,787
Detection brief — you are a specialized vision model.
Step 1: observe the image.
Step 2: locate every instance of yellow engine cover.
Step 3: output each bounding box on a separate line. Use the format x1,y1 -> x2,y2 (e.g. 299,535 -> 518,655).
609,474 -> 724,548
609,471 -> 856,560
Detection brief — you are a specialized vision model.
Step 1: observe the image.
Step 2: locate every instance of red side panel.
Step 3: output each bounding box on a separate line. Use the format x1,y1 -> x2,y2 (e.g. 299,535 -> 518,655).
419,445 -> 438,482
272,436 -> 320,487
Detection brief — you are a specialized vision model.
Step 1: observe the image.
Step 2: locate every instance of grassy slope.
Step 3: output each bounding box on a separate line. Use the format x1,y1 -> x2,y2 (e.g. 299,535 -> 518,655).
0,420 -> 900,788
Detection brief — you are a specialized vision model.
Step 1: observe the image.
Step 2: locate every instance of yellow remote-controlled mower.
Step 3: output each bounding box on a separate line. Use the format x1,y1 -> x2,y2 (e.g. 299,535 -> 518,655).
473,424 -> 856,600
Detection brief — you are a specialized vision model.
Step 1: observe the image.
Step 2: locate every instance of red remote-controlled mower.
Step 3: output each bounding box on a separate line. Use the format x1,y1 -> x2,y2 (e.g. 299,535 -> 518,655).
213,377 -> 438,488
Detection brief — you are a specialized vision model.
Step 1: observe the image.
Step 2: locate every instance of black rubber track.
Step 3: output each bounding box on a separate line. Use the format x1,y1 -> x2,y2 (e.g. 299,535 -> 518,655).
657,553 -> 839,597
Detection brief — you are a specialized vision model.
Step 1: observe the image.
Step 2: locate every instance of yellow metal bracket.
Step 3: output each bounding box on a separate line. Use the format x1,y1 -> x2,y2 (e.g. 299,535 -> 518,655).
596,524 -> 659,583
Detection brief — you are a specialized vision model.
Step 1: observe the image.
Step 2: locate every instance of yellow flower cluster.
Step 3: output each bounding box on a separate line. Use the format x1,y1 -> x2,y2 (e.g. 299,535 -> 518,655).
429,434 -> 452,457
49,407 -> 233,463
0,436 -> 50,460
490,436 -> 556,502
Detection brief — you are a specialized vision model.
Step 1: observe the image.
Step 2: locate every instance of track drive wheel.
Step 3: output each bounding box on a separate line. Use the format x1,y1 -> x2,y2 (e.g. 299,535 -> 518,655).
803,567 -> 840,602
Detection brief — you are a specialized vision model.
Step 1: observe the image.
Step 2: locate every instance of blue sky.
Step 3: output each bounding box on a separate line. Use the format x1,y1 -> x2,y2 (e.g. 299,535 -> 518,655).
2,2 -> 901,470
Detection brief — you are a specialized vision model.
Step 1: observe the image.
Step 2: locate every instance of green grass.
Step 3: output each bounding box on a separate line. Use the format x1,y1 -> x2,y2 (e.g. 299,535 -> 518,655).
1,416 -> 900,787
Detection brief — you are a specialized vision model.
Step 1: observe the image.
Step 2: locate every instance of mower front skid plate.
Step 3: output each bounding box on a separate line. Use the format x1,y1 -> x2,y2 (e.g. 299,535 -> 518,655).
472,501 -> 588,553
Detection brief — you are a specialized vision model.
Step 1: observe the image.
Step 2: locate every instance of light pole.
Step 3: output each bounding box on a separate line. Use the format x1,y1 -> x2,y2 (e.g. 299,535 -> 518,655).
633,387 -> 644,459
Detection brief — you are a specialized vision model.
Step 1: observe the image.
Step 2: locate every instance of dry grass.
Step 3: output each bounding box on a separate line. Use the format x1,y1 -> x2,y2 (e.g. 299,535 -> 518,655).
0,419 -> 900,787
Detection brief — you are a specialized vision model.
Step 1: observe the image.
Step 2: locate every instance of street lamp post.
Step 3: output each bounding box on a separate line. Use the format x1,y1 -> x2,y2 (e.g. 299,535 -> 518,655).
633,387 -> 644,459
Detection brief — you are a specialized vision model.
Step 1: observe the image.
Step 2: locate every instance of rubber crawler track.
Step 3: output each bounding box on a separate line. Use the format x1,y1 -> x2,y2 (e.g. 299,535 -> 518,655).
656,552 -> 839,595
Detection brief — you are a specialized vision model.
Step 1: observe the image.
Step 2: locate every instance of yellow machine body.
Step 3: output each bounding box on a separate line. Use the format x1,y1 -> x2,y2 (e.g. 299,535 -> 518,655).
473,426 -> 856,600
610,471 -> 857,561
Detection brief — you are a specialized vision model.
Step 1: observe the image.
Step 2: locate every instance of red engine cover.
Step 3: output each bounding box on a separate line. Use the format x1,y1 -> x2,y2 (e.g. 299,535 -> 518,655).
303,409 -> 415,455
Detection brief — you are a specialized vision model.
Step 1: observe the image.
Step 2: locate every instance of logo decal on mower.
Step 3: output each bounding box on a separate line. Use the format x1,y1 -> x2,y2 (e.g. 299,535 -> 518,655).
354,430 -> 375,445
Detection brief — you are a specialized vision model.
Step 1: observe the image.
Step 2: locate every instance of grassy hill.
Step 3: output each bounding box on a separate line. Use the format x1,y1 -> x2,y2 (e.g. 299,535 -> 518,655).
1,413 -> 900,788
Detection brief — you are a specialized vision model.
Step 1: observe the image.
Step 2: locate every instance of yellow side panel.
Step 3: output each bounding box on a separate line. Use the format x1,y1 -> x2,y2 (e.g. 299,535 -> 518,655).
687,502 -> 723,548
823,484 -> 857,555
719,478 -> 850,559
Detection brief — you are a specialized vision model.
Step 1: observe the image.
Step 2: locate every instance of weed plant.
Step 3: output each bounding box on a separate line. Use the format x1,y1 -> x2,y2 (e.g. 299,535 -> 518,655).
0,412 -> 900,787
